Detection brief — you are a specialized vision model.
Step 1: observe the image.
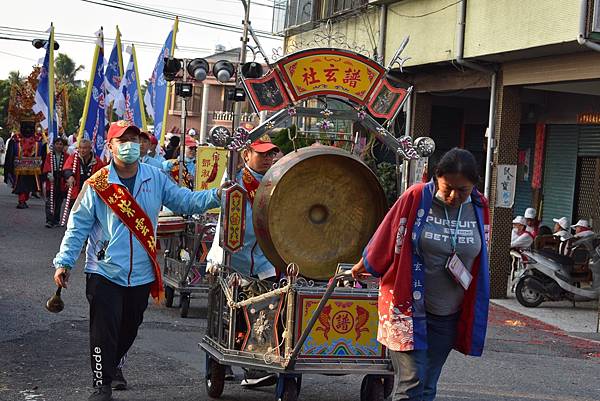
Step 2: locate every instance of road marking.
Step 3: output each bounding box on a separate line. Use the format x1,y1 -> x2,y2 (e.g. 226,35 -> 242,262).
18,390 -> 45,400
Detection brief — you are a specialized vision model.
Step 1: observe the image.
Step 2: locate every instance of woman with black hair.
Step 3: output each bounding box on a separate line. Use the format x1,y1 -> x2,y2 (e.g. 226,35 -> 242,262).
352,148 -> 491,401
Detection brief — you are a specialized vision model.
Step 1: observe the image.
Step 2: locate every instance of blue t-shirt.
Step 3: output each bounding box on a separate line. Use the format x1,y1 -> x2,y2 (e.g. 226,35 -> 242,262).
119,174 -> 137,195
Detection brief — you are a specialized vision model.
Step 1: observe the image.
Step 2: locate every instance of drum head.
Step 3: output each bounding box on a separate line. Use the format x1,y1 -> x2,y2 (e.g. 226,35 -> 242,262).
253,146 -> 387,281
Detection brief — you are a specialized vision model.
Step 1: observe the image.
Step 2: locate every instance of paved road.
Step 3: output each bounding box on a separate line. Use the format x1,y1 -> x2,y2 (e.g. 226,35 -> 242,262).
0,183 -> 599,401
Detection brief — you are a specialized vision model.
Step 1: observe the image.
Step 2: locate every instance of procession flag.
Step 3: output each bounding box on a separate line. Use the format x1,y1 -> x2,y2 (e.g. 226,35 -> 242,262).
77,28 -> 106,157
32,23 -> 57,147
105,26 -> 124,115
144,17 -> 178,144
116,45 -> 147,130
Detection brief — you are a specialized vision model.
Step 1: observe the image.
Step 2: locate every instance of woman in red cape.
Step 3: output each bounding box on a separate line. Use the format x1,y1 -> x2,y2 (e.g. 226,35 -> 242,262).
352,148 -> 490,401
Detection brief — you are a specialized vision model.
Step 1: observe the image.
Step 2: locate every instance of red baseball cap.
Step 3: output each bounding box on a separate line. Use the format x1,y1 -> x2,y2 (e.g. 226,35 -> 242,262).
140,130 -> 153,141
149,134 -> 158,145
250,134 -> 279,153
107,120 -> 141,142
184,135 -> 198,147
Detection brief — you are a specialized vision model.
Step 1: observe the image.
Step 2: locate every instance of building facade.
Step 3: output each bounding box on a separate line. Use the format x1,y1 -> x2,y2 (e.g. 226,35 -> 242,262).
275,0 -> 600,297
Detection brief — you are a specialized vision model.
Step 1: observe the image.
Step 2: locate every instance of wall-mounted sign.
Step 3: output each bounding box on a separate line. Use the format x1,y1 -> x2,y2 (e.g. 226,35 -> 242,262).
578,112 -> 600,125
495,164 -> 517,208
277,48 -> 385,103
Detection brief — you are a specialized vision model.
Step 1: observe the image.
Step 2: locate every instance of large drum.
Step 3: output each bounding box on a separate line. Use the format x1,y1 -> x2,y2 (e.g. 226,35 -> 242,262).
253,146 -> 387,280
157,211 -> 186,237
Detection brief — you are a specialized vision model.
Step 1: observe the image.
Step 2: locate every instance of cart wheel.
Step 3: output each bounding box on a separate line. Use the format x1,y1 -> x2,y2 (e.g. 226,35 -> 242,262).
180,293 -> 190,318
277,377 -> 298,401
360,375 -> 385,401
164,286 -> 175,308
205,358 -> 225,398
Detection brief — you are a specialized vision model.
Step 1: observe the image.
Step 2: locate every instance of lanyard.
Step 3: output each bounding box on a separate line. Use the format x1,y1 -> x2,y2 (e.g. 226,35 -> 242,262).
443,204 -> 463,253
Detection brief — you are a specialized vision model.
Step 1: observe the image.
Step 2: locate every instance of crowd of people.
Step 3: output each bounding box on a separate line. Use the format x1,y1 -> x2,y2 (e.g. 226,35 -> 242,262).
510,207 -> 596,253
2,123 -> 203,228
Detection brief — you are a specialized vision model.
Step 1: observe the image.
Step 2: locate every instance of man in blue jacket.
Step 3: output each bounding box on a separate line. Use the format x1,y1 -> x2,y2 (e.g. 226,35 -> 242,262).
52,120 -> 223,401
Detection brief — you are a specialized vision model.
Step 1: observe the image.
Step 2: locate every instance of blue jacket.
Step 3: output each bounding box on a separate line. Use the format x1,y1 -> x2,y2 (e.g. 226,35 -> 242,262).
162,158 -> 196,179
141,155 -> 164,169
53,162 -> 220,287
230,167 -> 276,279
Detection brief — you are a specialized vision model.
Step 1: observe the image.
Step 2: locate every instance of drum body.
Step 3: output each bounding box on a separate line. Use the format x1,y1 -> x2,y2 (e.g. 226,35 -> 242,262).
157,214 -> 186,237
253,146 -> 387,281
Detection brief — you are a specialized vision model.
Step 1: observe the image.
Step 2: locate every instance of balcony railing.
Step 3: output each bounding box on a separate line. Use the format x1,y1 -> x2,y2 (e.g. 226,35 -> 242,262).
211,111 -> 258,122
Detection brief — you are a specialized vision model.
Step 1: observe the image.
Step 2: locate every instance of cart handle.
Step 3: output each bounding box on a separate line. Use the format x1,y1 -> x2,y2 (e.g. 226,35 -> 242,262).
285,271 -> 354,369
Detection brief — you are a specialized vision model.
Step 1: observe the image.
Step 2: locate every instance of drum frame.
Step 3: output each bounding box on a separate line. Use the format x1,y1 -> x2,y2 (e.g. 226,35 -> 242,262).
161,215 -> 217,318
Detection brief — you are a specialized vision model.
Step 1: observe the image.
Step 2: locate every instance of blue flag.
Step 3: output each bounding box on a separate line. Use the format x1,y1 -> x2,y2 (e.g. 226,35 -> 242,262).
116,45 -> 146,129
78,29 -> 106,156
32,25 -> 57,146
144,18 -> 178,144
105,26 -> 124,115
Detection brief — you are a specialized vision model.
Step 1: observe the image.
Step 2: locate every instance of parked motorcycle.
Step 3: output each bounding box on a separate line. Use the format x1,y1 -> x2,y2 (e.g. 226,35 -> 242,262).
512,236 -> 600,307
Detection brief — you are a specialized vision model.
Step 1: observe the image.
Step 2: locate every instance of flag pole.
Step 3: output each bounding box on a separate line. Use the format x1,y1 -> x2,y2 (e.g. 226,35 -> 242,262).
77,27 -> 103,144
131,44 -> 147,131
48,23 -> 56,151
159,17 -> 178,147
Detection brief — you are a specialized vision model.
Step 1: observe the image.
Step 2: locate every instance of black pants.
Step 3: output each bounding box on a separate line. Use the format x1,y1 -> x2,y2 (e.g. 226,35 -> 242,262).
86,273 -> 151,387
45,188 -> 65,224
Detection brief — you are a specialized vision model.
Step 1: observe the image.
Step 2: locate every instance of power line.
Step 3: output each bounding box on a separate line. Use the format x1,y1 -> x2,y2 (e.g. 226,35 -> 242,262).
0,49 -> 38,62
217,0 -> 275,8
0,26 -> 214,53
80,0 -> 280,39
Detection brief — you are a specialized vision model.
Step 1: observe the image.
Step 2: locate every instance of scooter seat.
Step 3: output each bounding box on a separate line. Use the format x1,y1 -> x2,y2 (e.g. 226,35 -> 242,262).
538,250 -> 574,266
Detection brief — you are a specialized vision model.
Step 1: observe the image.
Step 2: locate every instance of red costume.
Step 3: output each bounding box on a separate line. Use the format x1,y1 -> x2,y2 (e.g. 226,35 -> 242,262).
42,146 -> 68,226
63,151 -> 105,200
3,124 -> 45,208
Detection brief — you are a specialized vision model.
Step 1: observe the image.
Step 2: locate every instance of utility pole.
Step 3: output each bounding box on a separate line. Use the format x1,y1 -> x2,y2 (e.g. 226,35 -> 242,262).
179,59 -> 188,187
232,0 -> 251,133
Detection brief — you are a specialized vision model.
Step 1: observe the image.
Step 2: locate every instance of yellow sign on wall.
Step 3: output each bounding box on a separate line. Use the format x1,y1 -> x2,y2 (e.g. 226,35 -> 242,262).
278,49 -> 385,104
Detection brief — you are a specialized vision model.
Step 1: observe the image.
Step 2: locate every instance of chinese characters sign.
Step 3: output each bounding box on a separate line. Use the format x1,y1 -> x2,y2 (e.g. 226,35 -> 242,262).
278,49 -> 385,103
195,146 -> 228,213
495,164 -> 517,208
296,295 -> 383,359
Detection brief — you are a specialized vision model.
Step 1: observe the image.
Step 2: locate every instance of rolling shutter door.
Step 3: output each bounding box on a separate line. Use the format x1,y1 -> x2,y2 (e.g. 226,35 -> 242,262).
578,126 -> 600,157
541,125 -> 578,228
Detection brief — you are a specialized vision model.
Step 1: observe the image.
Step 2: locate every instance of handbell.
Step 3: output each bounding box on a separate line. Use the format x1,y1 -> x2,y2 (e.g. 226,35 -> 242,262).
45,287 -> 64,313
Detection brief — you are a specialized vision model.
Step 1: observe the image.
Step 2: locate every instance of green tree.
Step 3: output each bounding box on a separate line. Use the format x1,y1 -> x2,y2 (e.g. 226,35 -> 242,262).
0,80 -> 11,135
55,53 -> 84,86
65,84 -> 87,135
7,70 -> 22,86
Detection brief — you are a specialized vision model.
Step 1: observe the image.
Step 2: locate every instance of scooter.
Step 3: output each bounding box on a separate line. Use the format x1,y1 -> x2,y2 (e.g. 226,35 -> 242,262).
513,236 -> 600,307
